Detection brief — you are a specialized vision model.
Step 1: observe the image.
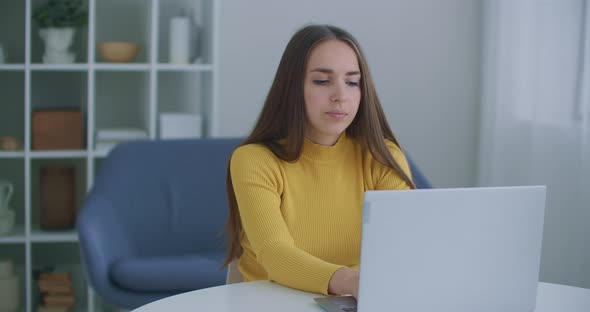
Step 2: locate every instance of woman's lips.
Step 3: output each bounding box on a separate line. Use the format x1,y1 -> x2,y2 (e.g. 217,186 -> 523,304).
326,112 -> 347,120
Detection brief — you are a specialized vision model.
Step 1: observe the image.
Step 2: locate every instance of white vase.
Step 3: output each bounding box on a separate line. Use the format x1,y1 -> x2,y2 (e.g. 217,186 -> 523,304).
39,27 -> 76,64
169,16 -> 191,64
169,9 -> 200,64
0,209 -> 15,236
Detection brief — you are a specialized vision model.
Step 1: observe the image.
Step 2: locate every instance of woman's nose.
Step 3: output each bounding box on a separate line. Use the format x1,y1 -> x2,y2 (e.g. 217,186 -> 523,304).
330,83 -> 348,103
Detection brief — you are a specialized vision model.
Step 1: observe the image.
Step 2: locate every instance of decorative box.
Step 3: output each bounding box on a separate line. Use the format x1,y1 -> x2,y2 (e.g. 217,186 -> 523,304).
32,109 -> 84,150
39,166 -> 76,230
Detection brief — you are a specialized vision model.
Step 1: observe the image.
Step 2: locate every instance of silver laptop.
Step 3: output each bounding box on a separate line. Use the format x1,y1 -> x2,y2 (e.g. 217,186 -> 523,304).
316,186 -> 546,312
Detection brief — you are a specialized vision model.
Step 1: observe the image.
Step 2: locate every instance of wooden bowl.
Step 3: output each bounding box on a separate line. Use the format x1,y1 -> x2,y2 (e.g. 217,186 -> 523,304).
97,42 -> 140,63
0,136 -> 20,151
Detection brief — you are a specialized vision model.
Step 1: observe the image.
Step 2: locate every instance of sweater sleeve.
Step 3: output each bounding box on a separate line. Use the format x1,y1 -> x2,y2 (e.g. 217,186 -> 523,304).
373,140 -> 414,190
230,145 -> 343,294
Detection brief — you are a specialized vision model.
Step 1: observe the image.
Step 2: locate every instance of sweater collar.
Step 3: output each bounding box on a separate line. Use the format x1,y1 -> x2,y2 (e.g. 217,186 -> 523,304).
302,132 -> 350,162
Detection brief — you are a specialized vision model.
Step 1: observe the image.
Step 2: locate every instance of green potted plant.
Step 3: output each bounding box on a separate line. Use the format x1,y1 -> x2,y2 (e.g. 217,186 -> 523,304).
32,0 -> 87,64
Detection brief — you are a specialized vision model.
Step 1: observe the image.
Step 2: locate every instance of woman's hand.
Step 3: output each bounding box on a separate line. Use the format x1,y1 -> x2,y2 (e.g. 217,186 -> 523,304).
328,267 -> 359,298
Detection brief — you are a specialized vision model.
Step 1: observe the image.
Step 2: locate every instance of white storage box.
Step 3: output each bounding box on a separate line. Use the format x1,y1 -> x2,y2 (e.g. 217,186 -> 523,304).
160,113 -> 202,139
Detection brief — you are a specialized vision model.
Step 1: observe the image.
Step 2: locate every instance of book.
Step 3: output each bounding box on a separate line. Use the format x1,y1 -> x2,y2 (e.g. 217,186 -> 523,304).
38,278 -> 72,288
42,289 -> 75,296
38,273 -> 71,282
96,128 -> 148,141
43,294 -> 75,307
39,272 -> 71,282
38,279 -> 73,295
37,305 -> 68,312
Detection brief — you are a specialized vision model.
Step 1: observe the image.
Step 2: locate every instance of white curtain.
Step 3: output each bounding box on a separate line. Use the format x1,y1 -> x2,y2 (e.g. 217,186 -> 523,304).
479,0 -> 590,288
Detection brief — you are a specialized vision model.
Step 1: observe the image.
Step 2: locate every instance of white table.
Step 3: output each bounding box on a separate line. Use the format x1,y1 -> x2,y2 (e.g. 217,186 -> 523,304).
133,281 -> 590,312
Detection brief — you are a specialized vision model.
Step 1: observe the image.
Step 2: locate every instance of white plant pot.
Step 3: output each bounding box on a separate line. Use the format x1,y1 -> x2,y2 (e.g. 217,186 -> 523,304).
39,27 -> 76,64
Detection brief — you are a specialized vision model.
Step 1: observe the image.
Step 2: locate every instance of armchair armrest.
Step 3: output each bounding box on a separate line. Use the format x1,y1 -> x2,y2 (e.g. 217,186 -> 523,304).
77,194 -> 135,295
78,194 -> 176,309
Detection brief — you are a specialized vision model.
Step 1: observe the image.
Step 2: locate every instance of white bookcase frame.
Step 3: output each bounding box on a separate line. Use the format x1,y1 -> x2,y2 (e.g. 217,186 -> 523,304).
0,0 -> 219,311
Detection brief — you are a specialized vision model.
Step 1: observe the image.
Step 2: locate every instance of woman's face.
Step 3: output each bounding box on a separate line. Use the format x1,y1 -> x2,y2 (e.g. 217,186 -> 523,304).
303,39 -> 361,146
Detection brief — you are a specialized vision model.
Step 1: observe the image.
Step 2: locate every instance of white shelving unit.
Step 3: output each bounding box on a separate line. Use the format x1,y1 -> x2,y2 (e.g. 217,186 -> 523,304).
0,0 -> 218,311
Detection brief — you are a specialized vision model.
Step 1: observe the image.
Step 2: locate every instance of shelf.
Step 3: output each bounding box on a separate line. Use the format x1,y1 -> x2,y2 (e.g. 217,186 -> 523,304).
156,64 -> 213,72
0,0 -> 25,64
0,0 -> 218,310
95,71 -> 151,132
1,63 -> 213,72
157,0 -> 214,64
0,225 -> 26,244
94,63 -> 151,71
29,64 -> 89,71
29,151 -> 88,159
157,70 -> 211,137
0,159 -> 25,237
30,229 -> 78,243
92,149 -> 111,158
0,151 -> 25,158
30,71 -> 88,123
95,0 -> 152,64
31,244 -> 87,312
0,71 -> 25,144
0,65 -> 25,71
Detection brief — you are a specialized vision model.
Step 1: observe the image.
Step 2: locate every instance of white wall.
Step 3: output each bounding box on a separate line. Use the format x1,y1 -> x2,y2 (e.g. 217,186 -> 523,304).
217,0 -> 482,188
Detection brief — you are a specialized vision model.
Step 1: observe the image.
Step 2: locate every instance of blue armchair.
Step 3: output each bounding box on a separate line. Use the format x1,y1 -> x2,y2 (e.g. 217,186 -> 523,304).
77,138 -> 430,310
77,138 -> 241,309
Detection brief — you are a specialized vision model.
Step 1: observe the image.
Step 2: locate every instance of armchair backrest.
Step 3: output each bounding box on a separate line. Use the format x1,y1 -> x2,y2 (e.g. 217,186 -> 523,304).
407,157 -> 433,189
89,138 -> 242,257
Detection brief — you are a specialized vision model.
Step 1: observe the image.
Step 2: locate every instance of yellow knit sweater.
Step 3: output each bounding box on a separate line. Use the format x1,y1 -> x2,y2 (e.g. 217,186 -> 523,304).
229,133 -> 412,295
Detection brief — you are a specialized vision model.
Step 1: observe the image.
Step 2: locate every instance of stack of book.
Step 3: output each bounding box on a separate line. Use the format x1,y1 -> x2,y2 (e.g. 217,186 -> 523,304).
95,128 -> 149,153
37,272 -> 75,312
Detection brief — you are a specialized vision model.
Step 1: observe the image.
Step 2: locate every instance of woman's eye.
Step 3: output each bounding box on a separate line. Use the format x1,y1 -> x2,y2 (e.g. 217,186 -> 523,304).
347,81 -> 360,87
313,80 -> 329,85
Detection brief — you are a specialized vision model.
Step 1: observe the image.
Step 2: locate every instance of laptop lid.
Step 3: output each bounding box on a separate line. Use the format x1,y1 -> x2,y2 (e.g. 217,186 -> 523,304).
357,186 -> 546,312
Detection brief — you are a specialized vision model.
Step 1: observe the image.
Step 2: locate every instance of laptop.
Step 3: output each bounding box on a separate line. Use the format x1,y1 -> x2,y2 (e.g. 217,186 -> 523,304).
315,186 -> 546,312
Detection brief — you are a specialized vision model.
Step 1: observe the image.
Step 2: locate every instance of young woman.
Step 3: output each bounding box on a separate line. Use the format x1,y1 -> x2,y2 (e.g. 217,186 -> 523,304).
225,24 -> 415,298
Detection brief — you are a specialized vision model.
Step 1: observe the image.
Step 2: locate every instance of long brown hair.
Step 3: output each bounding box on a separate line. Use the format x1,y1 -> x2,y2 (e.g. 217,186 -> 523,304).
224,24 -> 415,265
